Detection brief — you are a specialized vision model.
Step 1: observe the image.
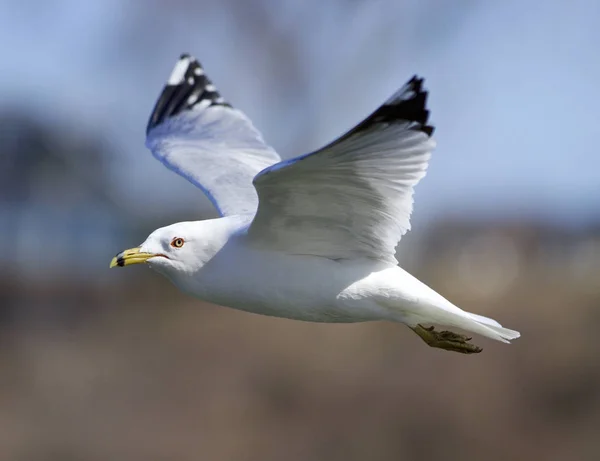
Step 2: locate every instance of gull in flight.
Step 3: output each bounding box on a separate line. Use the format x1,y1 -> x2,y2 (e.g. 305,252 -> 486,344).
111,54 -> 520,354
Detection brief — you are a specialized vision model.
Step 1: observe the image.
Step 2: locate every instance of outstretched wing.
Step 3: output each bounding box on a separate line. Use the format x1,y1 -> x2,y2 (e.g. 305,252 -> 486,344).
248,77 -> 435,263
145,54 -> 281,216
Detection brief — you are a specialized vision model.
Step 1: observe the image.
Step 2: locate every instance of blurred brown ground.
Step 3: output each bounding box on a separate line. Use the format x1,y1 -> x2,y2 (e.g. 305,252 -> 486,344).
1,221 -> 600,461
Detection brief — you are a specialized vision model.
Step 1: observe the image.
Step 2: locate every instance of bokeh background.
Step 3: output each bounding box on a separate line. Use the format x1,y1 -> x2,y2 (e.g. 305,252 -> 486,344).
1,1 -> 600,460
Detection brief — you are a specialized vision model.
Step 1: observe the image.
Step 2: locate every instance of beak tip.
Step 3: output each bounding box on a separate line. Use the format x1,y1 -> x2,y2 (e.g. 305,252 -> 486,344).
109,255 -> 126,268
109,247 -> 147,269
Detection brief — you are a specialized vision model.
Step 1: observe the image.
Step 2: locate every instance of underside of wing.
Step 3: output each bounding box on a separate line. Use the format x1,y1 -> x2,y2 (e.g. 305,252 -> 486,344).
248,76 -> 436,263
145,54 -> 281,216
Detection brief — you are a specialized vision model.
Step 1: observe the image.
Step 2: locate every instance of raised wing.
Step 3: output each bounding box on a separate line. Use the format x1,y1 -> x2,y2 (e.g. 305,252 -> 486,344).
248,77 -> 435,263
145,54 -> 281,216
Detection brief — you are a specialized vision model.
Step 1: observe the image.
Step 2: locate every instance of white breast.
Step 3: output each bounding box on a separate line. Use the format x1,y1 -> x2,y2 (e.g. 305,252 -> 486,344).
178,236 -> 390,323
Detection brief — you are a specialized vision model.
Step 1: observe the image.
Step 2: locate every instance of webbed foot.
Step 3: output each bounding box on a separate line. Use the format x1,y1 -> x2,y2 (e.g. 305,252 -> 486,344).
411,324 -> 482,354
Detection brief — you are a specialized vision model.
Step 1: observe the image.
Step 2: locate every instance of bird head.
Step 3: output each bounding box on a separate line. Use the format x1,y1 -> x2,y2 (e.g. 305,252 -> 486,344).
110,221 -> 210,277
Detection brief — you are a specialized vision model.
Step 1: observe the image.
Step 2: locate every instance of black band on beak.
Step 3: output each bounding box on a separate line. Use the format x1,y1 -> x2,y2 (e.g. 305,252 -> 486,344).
115,255 -> 126,267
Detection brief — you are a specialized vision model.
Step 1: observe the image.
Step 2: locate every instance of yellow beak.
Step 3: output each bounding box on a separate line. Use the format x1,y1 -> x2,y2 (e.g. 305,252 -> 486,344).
109,247 -> 157,268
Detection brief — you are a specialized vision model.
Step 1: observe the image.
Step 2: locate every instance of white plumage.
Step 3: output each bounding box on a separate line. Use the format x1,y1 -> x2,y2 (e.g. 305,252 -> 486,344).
146,55 -> 280,216
112,54 -> 520,354
250,103 -> 433,262
147,102 -> 280,216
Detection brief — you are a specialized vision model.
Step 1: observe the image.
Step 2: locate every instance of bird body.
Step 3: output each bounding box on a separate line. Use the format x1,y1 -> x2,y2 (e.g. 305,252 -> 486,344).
139,216 -> 519,345
150,218 -> 392,323
111,54 -> 520,353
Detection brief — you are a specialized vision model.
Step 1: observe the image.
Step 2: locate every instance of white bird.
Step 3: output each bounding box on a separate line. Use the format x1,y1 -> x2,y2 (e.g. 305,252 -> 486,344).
111,54 -> 520,354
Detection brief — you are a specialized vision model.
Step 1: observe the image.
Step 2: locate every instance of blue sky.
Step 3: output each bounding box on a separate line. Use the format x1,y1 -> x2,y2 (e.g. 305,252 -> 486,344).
1,0 -> 598,228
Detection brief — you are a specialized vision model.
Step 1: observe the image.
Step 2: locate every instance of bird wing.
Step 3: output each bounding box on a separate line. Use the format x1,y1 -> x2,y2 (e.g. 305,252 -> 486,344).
145,54 -> 281,216
247,77 -> 435,263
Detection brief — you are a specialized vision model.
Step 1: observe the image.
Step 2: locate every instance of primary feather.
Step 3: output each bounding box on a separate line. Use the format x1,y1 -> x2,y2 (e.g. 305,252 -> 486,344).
248,77 -> 435,263
145,54 -> 281,216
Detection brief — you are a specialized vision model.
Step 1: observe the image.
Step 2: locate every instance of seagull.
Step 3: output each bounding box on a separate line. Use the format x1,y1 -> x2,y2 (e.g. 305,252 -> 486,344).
110,54 -> 520,354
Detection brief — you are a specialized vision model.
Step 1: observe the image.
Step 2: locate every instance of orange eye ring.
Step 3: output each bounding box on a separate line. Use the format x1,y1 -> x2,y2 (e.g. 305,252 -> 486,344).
171,237 -> 185,248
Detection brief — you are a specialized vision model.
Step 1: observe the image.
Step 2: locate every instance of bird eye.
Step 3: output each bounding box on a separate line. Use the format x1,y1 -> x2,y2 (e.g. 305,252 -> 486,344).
171,237 -> 185,248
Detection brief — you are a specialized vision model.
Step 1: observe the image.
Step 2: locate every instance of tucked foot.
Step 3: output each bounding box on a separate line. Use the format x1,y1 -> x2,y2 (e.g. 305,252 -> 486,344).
411,324 -> 482,354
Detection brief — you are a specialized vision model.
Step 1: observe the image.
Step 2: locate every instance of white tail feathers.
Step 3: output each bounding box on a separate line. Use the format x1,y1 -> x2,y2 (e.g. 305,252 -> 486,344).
463,312 -> 521,343
401,305 -> 521,344
376,268 -> 521,345
466,312 -> 502,328
395,300 -> 521,344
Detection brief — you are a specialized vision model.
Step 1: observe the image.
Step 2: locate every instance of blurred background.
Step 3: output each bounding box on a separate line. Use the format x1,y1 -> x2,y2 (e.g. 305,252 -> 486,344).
1,0 -> 600,459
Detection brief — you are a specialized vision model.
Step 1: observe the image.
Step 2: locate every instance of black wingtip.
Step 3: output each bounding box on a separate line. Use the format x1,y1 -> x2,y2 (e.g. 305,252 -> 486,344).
383,75 -> 435,136
146,54 -> 231,135
338,75 -> 435,140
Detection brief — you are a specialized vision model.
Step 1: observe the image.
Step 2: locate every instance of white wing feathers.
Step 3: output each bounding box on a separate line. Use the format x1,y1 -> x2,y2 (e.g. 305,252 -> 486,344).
248,77 -> 435,263
145,55 -> 435,263
145,54 -> 281,216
